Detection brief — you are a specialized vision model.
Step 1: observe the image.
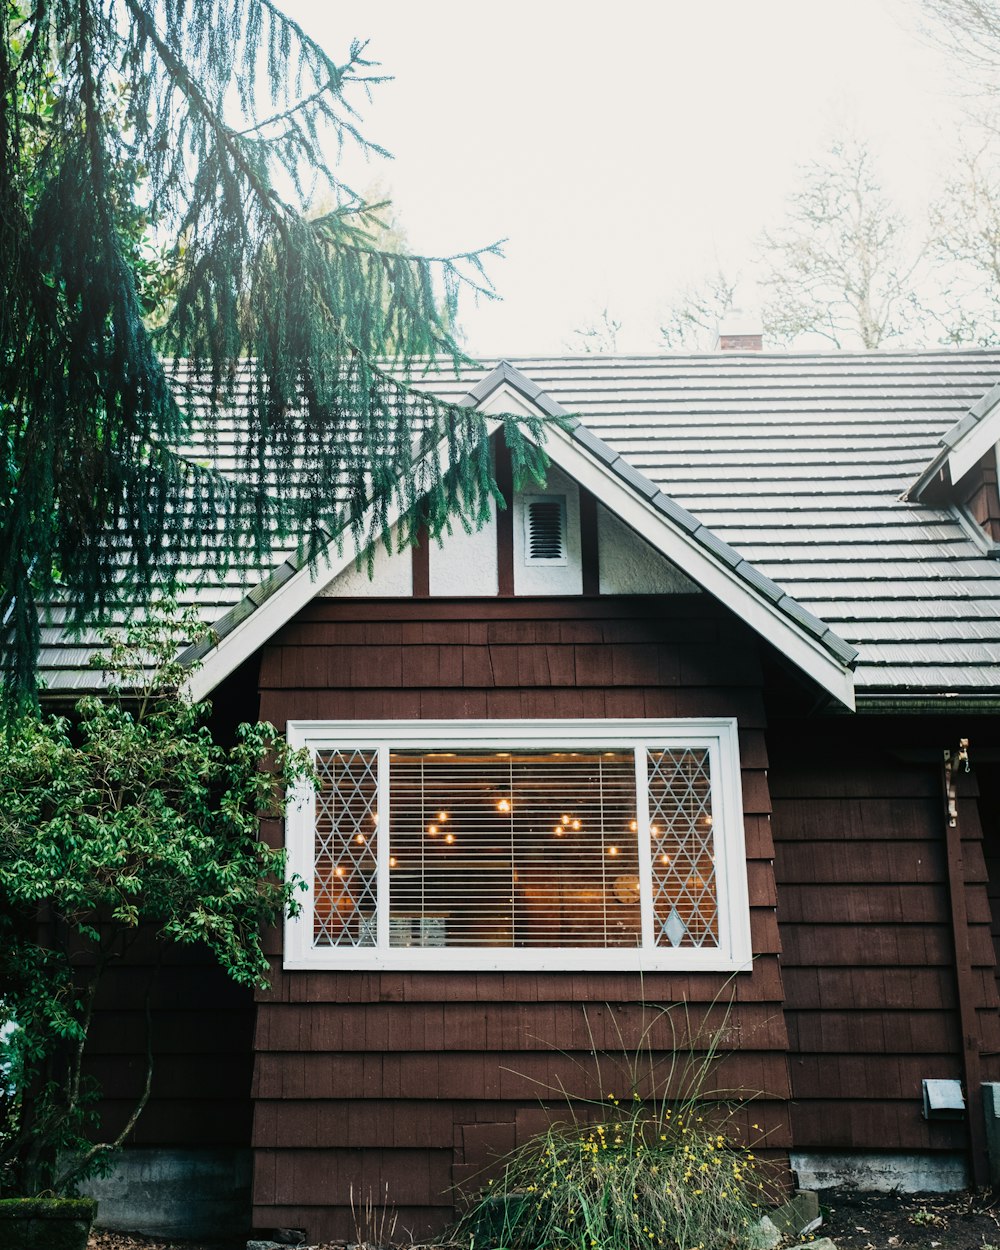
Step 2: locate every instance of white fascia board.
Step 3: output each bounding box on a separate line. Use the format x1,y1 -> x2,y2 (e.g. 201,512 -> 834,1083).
185,419 -> 502,702
541,422 -> 856,709
949,394 -> 1000,484
473,377 -> 852,706
186,544 -> 349,703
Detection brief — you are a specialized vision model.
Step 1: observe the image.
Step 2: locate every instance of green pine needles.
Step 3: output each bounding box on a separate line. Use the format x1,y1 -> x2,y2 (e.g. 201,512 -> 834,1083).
0,0 -> 549,710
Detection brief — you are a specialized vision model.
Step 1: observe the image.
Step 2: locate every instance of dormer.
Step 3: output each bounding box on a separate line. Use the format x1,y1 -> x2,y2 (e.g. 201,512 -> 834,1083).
905,380 -> 1000,549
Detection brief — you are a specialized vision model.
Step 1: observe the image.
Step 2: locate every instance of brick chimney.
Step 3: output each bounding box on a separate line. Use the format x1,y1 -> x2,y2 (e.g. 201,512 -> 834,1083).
715,309 -> 763,351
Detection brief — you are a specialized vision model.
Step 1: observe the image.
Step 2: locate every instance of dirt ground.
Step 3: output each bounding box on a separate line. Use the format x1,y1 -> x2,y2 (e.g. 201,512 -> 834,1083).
820,1190 -> 1000,1250
86,1189 -> 1000,1250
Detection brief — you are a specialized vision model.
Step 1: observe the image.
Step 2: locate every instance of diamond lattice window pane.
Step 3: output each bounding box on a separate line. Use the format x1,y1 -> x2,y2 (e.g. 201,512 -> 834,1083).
313,749 -> 378,947
647,748 -> 719,948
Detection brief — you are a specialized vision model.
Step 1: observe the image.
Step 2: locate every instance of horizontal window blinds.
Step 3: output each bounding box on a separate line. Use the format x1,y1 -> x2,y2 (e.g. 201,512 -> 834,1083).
389,750 -> 638,949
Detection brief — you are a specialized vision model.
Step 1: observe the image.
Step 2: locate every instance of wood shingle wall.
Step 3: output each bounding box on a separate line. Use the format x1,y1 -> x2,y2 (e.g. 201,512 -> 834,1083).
90,937 -> 253,1151
771,723 -> 1000,1178
252,595 -> 790,1241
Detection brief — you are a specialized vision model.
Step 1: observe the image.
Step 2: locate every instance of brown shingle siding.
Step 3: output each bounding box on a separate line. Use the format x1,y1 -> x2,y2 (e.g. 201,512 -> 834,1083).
253,594 -> 787,1241
772,724 -> 1000,1168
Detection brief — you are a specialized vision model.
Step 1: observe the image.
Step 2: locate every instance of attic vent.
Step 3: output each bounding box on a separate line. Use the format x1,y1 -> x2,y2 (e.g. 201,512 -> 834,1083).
524,496 -> 567,564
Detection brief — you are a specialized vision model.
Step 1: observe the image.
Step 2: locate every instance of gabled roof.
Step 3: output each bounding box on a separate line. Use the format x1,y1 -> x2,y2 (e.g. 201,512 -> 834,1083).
415,351 -> 1000,704
463,363 -> 857,700
907,376 -> 1000,500
36,349 -> 1000,708
173,358 -> 855,707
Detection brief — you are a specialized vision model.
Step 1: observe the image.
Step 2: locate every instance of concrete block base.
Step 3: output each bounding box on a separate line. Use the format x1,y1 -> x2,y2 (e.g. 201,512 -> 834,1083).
81,1148 -> 251,1238
770,1189 -> 821,1236
790,1150 -> 969,1194
982,1082 -> 1000,1186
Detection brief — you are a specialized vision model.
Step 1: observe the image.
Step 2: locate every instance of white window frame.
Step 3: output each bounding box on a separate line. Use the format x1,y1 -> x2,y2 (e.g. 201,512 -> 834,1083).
284,718 -> 752,973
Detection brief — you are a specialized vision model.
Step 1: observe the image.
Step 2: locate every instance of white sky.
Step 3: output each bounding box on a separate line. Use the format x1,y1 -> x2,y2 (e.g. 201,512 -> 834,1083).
283,0 -> 970,353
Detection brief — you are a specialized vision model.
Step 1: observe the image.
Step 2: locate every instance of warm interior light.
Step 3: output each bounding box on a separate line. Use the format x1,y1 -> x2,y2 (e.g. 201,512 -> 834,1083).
629,819 -> 638,832
438,811 -> 449,822
554,825 -> 565,836
497,798 -> 511,813
571,819 -> 581,830
607,845 -> 619,857
444,831 -> 455,845
427,824 -> 438,836
562,814 -> 571,824
334,866 -> 345,878
355,833 -> 365,845
389,856 -> 398,868
660,853 -> 671,866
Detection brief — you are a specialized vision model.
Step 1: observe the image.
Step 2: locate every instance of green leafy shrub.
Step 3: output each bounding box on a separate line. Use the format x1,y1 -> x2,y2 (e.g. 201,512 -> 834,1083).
0,608 -> 314,1195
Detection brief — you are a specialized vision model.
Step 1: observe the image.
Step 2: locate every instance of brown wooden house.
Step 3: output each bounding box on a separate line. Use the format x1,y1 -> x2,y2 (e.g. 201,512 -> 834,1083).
44,350 -> 1000,1241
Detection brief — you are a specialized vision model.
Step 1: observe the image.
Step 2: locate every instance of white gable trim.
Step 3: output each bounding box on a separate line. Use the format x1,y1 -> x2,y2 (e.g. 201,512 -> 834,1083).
950,395 -> 1000,484
186,368 -> 855,709
474,380 -> 546,419
908,380 -> 1000,498
540,420 -> 855,709
184,423 -> 490,702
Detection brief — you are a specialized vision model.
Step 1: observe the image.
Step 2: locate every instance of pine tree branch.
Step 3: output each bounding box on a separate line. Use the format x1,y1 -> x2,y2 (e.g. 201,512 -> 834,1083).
121,0 -> 294,243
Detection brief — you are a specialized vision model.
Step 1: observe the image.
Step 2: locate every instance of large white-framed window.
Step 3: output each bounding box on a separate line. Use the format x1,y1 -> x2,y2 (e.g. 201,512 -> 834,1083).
284,719 -> 752,972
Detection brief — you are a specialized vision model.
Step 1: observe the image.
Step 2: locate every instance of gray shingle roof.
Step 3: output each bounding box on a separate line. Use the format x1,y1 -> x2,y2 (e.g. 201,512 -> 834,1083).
414,350 -> 1000,700
37,349 -> 1000,703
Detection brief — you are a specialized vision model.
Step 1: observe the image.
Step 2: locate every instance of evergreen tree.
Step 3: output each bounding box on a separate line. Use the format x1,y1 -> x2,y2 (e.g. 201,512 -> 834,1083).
0,1 -> 548,709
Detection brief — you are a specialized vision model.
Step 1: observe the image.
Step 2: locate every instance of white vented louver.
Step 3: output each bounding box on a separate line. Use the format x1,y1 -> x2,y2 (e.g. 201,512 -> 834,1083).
524,495 -> 566,564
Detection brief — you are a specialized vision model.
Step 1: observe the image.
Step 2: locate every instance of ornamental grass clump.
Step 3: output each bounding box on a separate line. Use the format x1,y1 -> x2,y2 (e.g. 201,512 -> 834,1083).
463,1100 -> 766,1250
455,1001 -> 770,1250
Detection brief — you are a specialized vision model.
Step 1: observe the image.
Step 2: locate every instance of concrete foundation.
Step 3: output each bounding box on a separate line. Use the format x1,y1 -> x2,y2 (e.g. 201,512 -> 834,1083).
790,1151 -> 969,1194
81,1147 -> 251,1238
983,1082 -> 1000,1186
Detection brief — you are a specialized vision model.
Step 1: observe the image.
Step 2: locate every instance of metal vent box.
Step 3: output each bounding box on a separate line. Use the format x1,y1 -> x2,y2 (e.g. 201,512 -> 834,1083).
922,1078 -> 965,1120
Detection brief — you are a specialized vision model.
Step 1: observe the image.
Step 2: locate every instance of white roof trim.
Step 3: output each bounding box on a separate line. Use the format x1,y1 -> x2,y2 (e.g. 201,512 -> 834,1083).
186,364 -> 856,710
908,380 -> 1000,499
184,422 -> 486,702
540,420 -> 855,709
